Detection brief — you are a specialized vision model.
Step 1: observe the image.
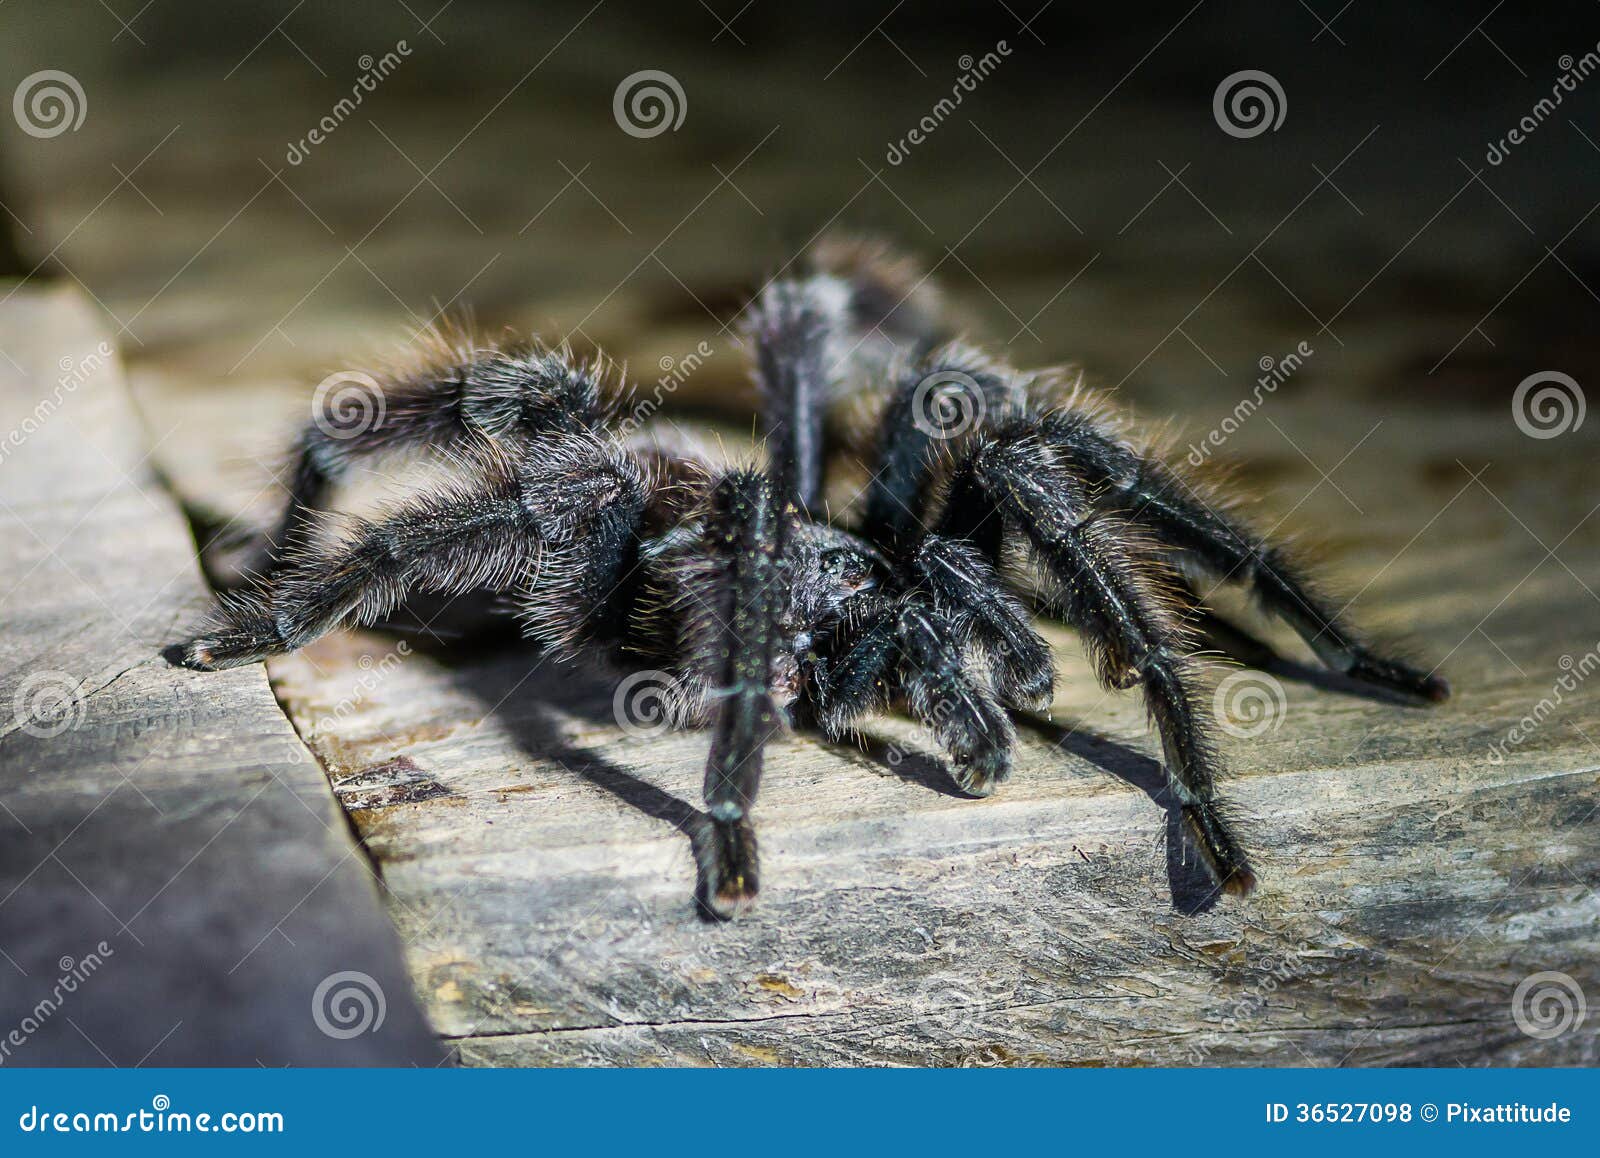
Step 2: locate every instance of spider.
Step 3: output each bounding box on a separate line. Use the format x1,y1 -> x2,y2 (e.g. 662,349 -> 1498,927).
173,239 -> 1449,918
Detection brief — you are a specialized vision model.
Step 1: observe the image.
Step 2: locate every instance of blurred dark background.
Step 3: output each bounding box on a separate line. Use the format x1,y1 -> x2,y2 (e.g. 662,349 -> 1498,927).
1,0 -> 1596,403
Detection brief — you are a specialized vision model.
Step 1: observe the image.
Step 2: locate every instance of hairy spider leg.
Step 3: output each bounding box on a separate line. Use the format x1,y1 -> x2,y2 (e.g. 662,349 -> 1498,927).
960,422 -> 1256,896
749,282 -> 833,515
248,341 -> 608,579
179,439 -> 647,670
694,471 -> 791,918
856,350 -> 1052,710
1040,413 -> 1450,704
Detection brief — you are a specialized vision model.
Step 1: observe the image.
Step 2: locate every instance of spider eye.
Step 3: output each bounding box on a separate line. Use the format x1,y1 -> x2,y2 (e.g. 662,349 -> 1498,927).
820,548 -> 865,580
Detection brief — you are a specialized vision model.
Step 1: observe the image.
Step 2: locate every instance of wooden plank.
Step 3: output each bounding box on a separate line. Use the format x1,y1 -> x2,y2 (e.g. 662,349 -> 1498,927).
142,385 -> 1600,1067
0,286 -> 442,1065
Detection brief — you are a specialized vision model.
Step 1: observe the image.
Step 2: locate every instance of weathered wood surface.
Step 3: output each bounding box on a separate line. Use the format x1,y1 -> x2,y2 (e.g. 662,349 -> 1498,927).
0,287 -> 441,1065
137,353 -> 1600,1067
3,1 -> 1599,1066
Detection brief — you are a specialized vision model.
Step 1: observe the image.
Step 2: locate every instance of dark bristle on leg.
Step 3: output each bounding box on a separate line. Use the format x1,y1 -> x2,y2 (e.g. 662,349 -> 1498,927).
238,336 -> 610,581
170,590 -> 282,671
809,599 -> 898,737
1346,652 -> 1451,703
697,472 -> 790,919
912,535 -> 1053,710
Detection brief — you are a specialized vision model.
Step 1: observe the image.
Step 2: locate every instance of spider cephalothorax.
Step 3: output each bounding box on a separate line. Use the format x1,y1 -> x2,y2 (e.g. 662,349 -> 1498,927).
175,239 -> 1448,918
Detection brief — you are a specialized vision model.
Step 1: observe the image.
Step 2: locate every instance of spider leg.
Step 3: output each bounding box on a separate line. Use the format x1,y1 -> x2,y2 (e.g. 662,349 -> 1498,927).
808,596 -> 899,736
911,535 -> 1053,710
246,340 -> 609,579
933,458 -> 1007,567
850,347 -> 1049,707
1044,415 -> 1449,703
749,282 -> 833,513
895,595 -> 1016,795
693,472 -> 790,919
809,591 -> 1016,796
1170,573 -> 1283,670
860,345 -> 1018,555
969,426 -> 1256,895
177,439 -> 645,670
752,242 -> 954,514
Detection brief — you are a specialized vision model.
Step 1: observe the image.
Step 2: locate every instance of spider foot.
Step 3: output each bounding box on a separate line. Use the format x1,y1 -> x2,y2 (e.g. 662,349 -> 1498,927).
166,593 -> 283,671
697,816 -> 760,920
951,748 -> 1012,798
1345,652 -> 1451,704
1181,802 -> 1257,897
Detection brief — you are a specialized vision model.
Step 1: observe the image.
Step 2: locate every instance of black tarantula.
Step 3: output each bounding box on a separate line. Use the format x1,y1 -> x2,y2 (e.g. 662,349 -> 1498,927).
174,239 -> 1448,917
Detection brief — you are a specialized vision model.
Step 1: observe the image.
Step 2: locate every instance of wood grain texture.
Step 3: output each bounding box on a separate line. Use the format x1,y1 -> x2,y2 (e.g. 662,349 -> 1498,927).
0,286 -> 442,1065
